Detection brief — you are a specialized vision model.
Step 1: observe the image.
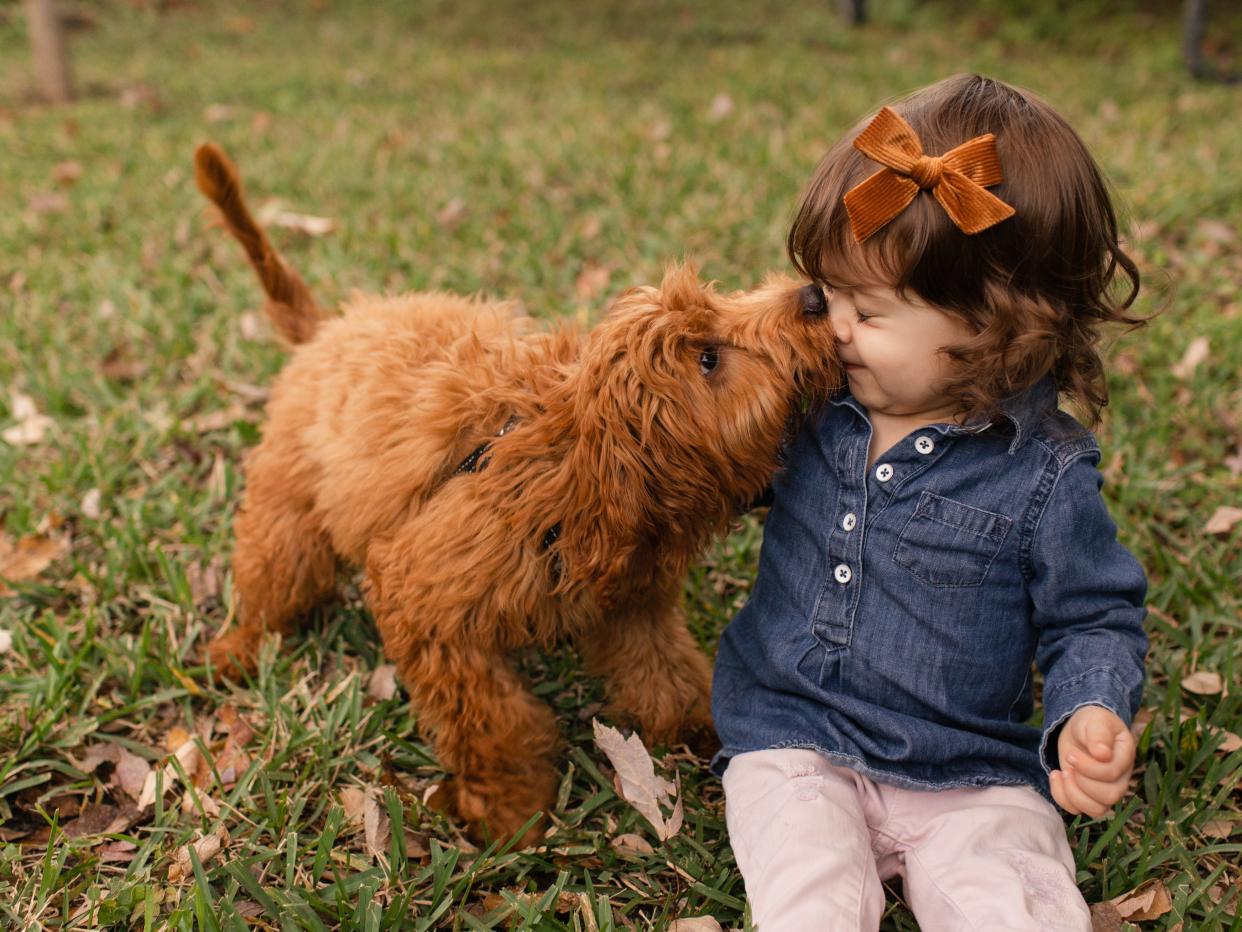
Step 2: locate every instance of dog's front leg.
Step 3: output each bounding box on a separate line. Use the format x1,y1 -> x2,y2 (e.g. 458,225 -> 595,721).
366,548 -> 561,848
577,584 -> 717,758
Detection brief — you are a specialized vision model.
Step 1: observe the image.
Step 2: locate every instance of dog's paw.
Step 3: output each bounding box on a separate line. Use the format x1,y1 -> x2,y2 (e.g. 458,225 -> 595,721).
204,630 -> 259,683
429,776 -> 552,850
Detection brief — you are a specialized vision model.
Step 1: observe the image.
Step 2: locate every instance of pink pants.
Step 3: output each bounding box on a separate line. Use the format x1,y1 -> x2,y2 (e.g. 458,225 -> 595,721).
722,749 -> 1092,932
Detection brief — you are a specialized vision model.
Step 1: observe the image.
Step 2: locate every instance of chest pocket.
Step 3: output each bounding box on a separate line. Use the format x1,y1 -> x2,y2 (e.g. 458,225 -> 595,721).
893,491 -> 1012,588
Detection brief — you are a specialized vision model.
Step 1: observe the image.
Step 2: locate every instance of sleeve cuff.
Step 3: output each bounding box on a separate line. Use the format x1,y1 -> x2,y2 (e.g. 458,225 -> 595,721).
1039,668 -> 1136,774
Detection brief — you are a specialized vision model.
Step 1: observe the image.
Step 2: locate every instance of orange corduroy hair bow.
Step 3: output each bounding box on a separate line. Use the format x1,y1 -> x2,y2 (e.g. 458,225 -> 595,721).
843,106 -> 1015,243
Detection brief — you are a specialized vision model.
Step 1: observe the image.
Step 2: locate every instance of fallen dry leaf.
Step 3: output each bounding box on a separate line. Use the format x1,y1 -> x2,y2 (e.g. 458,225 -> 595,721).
367,664 -> 398,701
592,719 -> 681,840
708,92 -> 735,121
1201,818 -> 1236,839
52,161 -> 83,186
80,488 -> 102,520
256,200 -> 335,236
168,826 -> 230,882
1205,506 -> 1242,536
0,529 -> 70,595
340,786 -> 390,859
436,197 -> 468,232
1089,901 -> 1124,932
187,403 -> 259,434
3,392 -> 54,446
1212,728 -> 1241,753
0,629 -> 10,654
138,736 -> 202,809
1171,336 -> 1210,379
609,833 -> 654,857
669,919 -> 723,932
1110,878 -> 1172,922
575,262 -> 612,302
1182,670 -> 1223,696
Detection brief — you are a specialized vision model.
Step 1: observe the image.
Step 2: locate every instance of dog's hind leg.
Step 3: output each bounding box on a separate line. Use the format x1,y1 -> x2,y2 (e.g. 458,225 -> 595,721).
208,453 -> 337,679
577,581 -> 718,758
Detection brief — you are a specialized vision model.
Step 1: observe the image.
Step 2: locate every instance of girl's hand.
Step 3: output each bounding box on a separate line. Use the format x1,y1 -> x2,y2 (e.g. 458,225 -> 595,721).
1049,705 -> 1135,818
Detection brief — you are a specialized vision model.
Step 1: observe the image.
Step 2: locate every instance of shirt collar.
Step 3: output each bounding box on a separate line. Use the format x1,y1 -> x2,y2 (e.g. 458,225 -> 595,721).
829,377 -> 1057,455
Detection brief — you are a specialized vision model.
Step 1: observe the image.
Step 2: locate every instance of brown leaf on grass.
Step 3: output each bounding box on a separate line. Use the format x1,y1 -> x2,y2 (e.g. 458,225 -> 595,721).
0,628 -> 11,654
1197,219 -> 1236,244
669,919 -> 723,932
80,488 -> 102,520
203,103 -> 237,124
100,344 -> 148,383
1212,728 -> 1241,753
61,802 -> 141,839
367,664 -> 398,701
436,198 -> 468,233
1200,818 -> 1236,839
609,833 -> 654,857
255,200 -> 335,236
138,736 -> 202,809
591,719 -> 681,840
185,558 -> 222,606
575,262 -> 613,302
0,528 -> 70,595
1182,670 -> 1224,695
212,705 -> 255,788
187,403 -> 260,434
168,826 -> 231,882
98,840 -> 138,863
1205,506 -> 1242,536
1089,901 -> 1124,932
1171,336 -> 1210,379
1110,878 -> 1173,922
3,392 -> 55,446
708,92 -> 735,121
26,192 -> 70,216
52,161 -> 83,187
340,786 -> 390,859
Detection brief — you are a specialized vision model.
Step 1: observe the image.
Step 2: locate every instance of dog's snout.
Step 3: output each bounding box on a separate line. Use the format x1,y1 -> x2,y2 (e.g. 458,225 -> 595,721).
799,284 -> 827,317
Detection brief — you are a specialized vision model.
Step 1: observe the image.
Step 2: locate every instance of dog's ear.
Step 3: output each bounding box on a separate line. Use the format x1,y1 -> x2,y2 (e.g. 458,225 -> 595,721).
658,261 -> 709,312
554,367 -> 652,607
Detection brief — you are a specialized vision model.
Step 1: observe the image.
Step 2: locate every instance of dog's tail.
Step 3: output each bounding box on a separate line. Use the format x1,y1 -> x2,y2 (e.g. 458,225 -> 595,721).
193,142 -> 326,345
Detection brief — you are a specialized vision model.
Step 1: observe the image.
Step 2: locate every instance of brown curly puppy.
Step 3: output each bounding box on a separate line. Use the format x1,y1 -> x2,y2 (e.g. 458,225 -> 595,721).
194,143 -> 839,847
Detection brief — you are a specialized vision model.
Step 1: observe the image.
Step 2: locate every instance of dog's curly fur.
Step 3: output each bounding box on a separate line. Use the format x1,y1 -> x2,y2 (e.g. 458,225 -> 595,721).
195,143 -> 840,846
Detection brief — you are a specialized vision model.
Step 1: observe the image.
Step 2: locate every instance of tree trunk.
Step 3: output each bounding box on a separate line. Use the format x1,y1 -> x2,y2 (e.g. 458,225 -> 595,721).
24,0 -> 74,103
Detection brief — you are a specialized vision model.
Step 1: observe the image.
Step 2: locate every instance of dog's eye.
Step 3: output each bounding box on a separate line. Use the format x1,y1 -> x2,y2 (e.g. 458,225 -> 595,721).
698,346 -> 720,376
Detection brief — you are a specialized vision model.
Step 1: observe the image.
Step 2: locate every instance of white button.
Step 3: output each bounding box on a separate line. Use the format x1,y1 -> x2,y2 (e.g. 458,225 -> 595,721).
875,463 -> 894,482
842,512 -> 857,532
915,436 -> 935,455
834,563 -> 852,584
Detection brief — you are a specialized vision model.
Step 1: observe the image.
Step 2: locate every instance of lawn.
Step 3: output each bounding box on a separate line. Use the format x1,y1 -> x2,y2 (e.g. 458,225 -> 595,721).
0,0 -> 1239,928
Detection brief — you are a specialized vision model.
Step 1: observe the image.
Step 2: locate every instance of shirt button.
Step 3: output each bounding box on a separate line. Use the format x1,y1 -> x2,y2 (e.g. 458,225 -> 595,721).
842,512 -> 857,532
834,563 -> 852,584
915,435 -> 935,455
875,463 -> 894,482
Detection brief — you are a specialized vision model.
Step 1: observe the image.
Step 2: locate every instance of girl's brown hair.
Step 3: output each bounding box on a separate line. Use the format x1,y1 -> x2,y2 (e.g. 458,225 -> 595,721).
787,74 -> 1143,426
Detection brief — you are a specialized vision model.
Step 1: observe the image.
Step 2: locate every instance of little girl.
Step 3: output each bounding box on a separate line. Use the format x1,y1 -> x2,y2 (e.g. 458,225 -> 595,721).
711,74 -> 1148,931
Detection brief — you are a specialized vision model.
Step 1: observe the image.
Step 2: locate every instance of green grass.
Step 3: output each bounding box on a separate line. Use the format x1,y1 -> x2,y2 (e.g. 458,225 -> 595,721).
1,0 -> 1240,928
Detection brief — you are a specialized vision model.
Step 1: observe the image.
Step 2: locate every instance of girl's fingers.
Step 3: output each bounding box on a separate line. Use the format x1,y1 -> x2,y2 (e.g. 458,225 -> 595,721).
1064,744 -> 1129,781
1063,767 -> 1128,808
1049,771 -> 1078,815
1058,768 -> 1111,819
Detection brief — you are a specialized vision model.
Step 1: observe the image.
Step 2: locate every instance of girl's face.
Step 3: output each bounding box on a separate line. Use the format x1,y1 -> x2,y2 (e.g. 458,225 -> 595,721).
825,283 -> 975,424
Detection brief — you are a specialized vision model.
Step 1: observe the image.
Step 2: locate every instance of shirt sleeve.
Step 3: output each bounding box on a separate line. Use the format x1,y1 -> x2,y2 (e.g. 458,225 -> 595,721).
1028,451 -> 1148,775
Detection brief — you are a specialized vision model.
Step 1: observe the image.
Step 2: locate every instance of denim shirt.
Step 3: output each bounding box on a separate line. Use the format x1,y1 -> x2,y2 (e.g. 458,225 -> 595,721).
711,379 -> 1148,801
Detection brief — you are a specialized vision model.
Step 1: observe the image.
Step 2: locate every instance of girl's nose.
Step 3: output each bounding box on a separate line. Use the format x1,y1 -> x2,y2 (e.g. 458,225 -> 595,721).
833,314 -> 852,343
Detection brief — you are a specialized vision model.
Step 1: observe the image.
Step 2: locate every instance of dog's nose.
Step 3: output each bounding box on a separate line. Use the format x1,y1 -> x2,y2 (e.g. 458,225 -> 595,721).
800,284 -> 827,317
